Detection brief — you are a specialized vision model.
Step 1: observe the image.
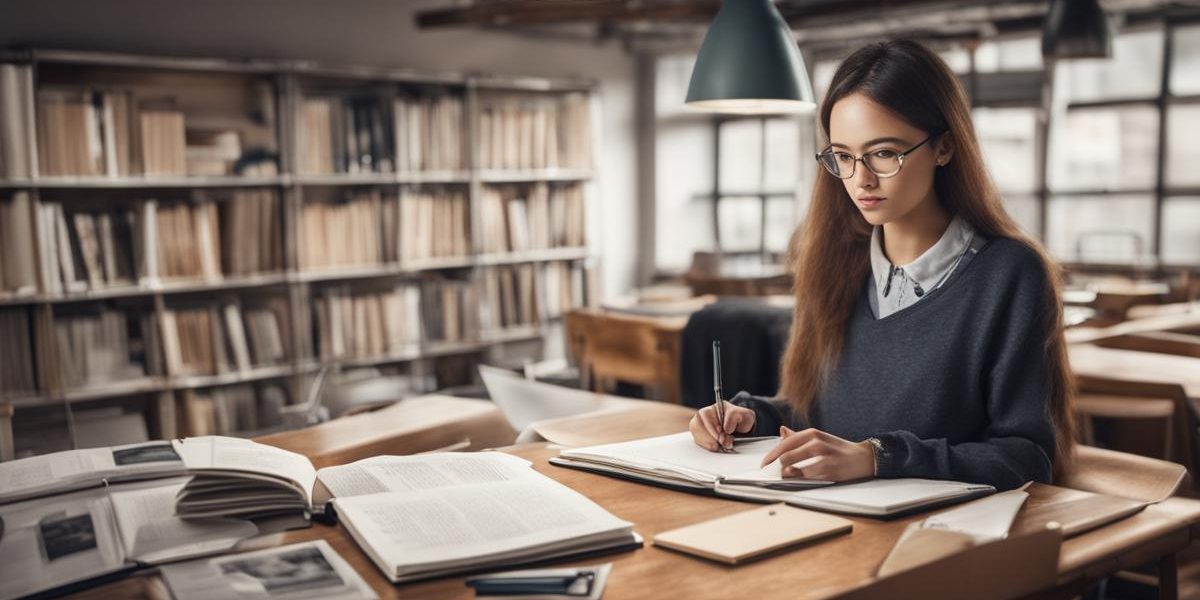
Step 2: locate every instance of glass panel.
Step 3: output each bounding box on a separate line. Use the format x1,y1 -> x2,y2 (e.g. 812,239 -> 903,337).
1058,29 -> 1163,102
655,54 -> 697,118
763,118 -> 801,191
939,46 -> 973,74
1162,198 -> 1200,265
974,37 -> 1042,73
1001,194 -> 1041,240
1170,25 -> 1200,96
718,119 -> 763,193
1166,104 -> 1200,187
764,195 -> 800,254
1046,194 -> 1154,263
656,122 -> 715,272
717,196 -> 763,253
1048,105 -> 1158,192
813,60 -> 841,108
973,108 -> 1039,193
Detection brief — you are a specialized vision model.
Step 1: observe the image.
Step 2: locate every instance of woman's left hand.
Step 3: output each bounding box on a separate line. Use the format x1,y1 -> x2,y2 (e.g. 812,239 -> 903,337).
758,426 -> 875,482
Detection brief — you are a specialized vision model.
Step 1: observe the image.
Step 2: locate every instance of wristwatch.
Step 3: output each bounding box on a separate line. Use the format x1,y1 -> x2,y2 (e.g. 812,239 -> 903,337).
865,437 -> 886,477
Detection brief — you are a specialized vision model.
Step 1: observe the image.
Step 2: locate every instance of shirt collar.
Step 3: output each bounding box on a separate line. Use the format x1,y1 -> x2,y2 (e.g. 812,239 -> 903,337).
870,215 -> 975,293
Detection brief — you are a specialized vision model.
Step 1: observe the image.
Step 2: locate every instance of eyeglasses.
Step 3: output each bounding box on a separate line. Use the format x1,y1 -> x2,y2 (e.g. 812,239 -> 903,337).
815,131 -> 943,179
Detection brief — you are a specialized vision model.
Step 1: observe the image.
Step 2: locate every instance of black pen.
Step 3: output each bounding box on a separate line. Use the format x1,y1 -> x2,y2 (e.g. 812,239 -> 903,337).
712,340 -> 732,452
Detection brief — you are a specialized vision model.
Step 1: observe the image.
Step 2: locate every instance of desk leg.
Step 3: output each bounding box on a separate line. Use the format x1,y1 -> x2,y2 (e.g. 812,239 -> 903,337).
1159,553 -> 1178,600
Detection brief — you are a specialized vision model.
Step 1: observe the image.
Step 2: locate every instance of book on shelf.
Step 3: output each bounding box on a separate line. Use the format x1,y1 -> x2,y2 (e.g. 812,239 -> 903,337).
180,383 -> 288,438
299,94 -> 393,175
220,189 -> 282,276
478,261 -> 585,331
398,187 -> 470,262
552,432 -> 997,518
0,191 -> 39,296
161,540 -> 378,600
314,284 -> 423,361
393,93 -> 465,173
53,306 -> 150,389
161,297 -> 291,378
36,82 -> 278,178
0,63 -> 35,180
422,278 -> 480,344
478,92 -> 591,171
300,190 -> 393,270
0,476 -> 260,600
317,452 -> 639,583
0,307 -> 37,397
478,183 -> 585,255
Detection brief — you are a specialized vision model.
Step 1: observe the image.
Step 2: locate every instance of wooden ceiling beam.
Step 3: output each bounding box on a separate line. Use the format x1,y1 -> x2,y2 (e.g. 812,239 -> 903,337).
416,1 -> 721,29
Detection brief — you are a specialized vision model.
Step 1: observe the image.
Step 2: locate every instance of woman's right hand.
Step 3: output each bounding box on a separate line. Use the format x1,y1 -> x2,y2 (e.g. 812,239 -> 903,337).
689,403 -> 756,452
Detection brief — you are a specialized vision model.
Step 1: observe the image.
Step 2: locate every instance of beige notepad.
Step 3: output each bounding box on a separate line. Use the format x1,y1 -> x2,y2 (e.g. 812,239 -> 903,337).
653,503 -> 852,564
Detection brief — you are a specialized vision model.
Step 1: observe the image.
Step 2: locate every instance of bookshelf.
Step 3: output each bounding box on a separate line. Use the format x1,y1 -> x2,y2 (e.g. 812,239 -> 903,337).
0,49 -> 599,460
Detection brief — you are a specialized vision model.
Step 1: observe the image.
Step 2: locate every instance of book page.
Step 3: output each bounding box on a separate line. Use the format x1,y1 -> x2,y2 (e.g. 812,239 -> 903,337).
561,432 -> 783,483
0,440 -> 184,504
109,478 -> 258,564
173,436 -> 316,503
161,540 -> 377,600
316,452 -> 535,500
334,472 -> 632,574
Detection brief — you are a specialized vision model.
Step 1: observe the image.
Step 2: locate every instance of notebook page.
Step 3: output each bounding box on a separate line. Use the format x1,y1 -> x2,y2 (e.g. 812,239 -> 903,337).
560,432 -> 782,482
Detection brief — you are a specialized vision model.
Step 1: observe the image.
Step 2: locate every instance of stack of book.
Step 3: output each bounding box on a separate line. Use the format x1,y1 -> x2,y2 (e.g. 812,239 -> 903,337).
393,94 -> 465,172
0,192 -> 39,296
180,383 -> 289,436
220,190 -> 283,276
0,308 -> 37,396
53,307 -> 150,388
300,190 -> 395,270
422,278 -> 481,344
0,63 -> 34,179
398,187 -> 470,262
477,93 -> 592,171
37,201 -> 137,294
478,183 -> 586,255
478,261 -> 586,330
299,95 -> 394,175
160,298 -> 291,377
313,285 -> 423,361
154,201 -> 222,280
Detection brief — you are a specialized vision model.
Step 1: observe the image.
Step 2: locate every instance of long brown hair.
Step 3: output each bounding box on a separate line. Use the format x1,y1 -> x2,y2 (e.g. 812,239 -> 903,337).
779,39 -> 1075,473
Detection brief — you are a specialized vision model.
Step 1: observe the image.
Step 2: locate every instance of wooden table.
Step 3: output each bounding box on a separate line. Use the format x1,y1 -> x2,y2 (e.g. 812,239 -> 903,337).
1068,344 -> 1200,404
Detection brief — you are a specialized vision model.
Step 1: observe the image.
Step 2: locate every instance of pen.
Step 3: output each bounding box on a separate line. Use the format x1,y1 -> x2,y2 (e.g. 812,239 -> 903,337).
712,340 -> 732,453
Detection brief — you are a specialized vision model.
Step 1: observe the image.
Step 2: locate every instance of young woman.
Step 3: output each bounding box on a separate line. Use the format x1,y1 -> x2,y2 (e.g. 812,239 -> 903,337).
688,40 -> 1075,491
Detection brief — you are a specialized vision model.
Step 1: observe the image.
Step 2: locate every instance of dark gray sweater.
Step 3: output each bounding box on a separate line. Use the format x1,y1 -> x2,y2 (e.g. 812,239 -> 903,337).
734,236 -> 1058,491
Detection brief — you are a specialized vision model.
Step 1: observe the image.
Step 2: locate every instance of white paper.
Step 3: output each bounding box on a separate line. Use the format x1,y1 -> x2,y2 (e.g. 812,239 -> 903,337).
561,432 -> 790,484
479,364 -> 619,431
786,478 -> 993,514
317,452 -> 534,498
109,479 -> 258,563
172,436 -> 317,510
160,540 -> 377,600
920,489 -> 1029,542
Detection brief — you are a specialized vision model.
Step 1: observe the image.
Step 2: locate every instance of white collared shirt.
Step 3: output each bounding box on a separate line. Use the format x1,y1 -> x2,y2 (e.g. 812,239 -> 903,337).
868,215 -> 976,319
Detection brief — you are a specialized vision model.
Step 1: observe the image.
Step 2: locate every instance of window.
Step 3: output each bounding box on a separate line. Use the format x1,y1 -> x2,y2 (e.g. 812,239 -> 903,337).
1166,104 -> 1200,187
1048,105 -> 1159,192
1046,194 -> 1155,263
1162,198 -> 1200,264
1057,29 -> 1163,102
1170,25 -> 1200,95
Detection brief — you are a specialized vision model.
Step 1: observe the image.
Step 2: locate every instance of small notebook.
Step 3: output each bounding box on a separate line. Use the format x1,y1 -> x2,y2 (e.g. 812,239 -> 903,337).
653,503 -> 852,564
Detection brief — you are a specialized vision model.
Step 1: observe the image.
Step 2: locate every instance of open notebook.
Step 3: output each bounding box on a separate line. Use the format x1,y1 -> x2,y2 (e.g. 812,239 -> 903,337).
553,432 -> 995,517
317,452 -> 640,583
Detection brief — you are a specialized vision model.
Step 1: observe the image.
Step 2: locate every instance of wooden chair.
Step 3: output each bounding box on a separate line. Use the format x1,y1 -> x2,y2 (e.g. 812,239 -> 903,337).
1075,392 -> 1176,461
1096,330 -> 1200,359
564,308 -> 684,404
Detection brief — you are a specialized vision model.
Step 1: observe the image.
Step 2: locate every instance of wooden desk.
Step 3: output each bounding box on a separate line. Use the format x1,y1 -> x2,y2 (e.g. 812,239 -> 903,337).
1068,311 -> 1200,345
254,395 -> 517,469
1068,344 -> 1200,404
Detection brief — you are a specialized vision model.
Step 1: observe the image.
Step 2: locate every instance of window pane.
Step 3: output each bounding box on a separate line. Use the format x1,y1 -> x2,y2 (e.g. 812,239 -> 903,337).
939,47 -> 972,74
719,119 -> 763,193
763,118 -> 801,191
717,196 -> 763,253
1048,105 -> 1158,191
1046,194 -> 1154,263
973,108 -> 1039,194
1166,104 -> 1200,187
1001,194 -> 1041,239
656,54 -> 696,118
656,123 -> 715,271
1058,29 -> 1163,102
1171,25 -> 1200,95
974,37 -> 1042,73
813,60 -> 840,108
1162,198 -> 1200,265
764,195 -> 800,254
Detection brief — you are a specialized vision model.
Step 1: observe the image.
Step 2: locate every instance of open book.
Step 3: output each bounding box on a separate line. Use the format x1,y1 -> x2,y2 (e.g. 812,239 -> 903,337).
0,440 -> 186,505
0,478 -> 259,600
552,432 -> 995,517
316,452 -> 640,583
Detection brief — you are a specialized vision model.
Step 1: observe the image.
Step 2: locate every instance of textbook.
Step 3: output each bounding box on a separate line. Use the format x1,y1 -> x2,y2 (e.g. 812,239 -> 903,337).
552,432 -> 996,517
316,452 -> 640,583
0,478 -> 258,600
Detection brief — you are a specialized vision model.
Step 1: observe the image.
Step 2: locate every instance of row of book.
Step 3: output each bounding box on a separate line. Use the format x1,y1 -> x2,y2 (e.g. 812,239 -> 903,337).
478,183 -> 586,254
399,188 -> 470,261
313,285 -> 423,361
478,261 -> 587,331
54,307 -> 151,389
477,93 -> 592,171
0,64 -> 34,179
35,87 -> 277,178
181,383 -> 288,437
422,279 -> 482,344
299,95 -> 394,175
0,308 -> 37,396
36,193 -> 283,295
0,192 -> 38,295
159,300 -> 291,378
299,190 -> 393,270
394,94 -> 465,172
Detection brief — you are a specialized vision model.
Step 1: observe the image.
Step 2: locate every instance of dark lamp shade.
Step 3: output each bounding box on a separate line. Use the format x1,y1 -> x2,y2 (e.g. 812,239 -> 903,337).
685,0 -> 815,114
1042,0 -> 1112,60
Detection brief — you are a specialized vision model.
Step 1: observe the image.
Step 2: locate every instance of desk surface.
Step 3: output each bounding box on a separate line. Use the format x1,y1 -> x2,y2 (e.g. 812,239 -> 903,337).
1069,343 -> 1200,400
